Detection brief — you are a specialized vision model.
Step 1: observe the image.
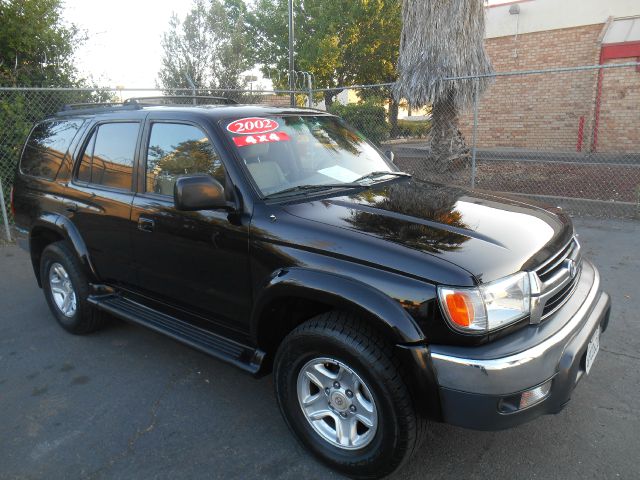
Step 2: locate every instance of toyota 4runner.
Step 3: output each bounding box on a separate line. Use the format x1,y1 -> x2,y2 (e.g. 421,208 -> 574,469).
12,99 -> 611,479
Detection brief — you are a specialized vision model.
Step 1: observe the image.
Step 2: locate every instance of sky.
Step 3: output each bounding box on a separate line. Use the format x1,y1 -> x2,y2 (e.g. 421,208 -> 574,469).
62,0 -> 195,88
62,0 -> 506,89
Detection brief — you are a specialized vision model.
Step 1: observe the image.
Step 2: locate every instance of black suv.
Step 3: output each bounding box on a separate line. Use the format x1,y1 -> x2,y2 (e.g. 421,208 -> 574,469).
12,100 -> 611,479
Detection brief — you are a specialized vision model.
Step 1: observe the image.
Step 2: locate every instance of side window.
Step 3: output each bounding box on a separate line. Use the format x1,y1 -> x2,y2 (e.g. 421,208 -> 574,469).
146,123 -> 225,196
76,132 -> 95,183
20,120 -> 83,180
76,122 -> 139,190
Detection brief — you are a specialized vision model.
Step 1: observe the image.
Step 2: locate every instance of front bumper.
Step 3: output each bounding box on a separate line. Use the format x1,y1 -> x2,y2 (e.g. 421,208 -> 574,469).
429,260 -> 610,430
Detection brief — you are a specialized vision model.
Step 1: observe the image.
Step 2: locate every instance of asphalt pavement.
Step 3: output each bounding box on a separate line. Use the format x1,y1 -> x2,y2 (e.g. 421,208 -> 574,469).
1,217 -> 639,479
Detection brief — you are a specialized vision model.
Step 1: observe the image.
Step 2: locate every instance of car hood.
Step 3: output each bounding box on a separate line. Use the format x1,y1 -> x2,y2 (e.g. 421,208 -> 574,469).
282,178 -> 574,283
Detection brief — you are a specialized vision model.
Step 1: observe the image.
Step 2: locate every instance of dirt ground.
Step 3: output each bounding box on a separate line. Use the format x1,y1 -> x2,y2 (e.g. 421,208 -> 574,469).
396,157 -> 640,205
474,160 -> 640,202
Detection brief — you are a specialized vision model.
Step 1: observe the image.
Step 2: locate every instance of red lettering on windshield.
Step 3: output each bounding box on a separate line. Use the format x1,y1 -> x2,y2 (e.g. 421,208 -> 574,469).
232,131 -> 290,147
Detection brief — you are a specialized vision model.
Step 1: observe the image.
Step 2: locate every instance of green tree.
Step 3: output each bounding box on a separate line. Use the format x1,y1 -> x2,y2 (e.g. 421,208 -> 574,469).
0,0 -> 108,224
249,0 -> 355,107
394,0 -> 493,170
346,0 -> 402,135
0,0 -> 80,86
158,0 -> 252,91
248,1 -> 403,126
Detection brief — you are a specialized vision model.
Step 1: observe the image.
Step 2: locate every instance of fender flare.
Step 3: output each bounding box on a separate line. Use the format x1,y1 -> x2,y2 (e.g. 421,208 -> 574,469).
251,267 -> 426,347
29,213 -> 98,284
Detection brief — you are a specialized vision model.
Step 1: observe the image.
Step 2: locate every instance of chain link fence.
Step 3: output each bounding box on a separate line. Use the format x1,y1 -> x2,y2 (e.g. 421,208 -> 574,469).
0,87 -> 296,240
312,62 -> 640,218
1,64 -> 639,241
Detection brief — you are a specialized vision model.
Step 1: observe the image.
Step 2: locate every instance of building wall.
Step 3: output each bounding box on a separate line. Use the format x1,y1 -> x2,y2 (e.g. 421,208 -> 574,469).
596,57 -> 640,152
485,0 -> 639,39
459,23 -> 607,152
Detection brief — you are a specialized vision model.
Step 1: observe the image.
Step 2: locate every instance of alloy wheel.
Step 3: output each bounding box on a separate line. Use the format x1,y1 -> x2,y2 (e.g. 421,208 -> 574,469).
48,262 -> 77,317
296,357 -> 378,450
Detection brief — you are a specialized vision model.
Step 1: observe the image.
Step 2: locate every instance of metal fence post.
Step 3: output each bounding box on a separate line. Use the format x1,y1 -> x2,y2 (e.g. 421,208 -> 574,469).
470,78 -> 479,189
0,179 -> 12,242
185,75 -> 197,105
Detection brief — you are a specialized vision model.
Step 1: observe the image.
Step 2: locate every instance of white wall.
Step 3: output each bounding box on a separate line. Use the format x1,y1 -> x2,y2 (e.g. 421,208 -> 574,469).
485,0 -> 640,39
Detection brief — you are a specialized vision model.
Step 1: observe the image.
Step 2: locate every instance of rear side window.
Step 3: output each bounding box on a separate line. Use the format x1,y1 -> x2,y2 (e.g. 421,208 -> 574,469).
76,122 -> 139,190
20,120 -> 83,180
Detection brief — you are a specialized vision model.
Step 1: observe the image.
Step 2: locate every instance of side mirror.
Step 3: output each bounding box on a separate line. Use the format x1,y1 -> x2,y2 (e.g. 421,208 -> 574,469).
174,175 -> 230,211
384,150 -> 395,163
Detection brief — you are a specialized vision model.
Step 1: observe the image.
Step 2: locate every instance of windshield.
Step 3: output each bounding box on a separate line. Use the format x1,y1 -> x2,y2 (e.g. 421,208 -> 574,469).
221,115 -> 395,197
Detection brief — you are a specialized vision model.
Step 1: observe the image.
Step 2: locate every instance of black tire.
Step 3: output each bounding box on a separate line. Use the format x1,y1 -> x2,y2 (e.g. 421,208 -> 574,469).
274,311 -> 427,479
40,241 -> 107,334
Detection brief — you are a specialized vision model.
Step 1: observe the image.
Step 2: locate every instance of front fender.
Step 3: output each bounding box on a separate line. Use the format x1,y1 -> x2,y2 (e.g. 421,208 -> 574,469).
251,267 -> 426,346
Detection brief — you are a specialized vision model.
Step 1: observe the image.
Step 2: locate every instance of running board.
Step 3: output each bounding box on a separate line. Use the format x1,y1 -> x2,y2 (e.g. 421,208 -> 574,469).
87,294 -> 264,375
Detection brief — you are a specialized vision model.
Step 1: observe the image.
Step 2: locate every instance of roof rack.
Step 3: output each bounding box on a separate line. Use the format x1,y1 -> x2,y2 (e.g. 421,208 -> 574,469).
55,95 -> 237,117
56,102 -> 141,117
123,96 -> 238,106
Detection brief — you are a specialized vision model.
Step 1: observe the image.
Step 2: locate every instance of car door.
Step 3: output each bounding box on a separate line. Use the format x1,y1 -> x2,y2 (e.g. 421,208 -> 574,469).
66,119 -> 142,287
129,116 -> 252,335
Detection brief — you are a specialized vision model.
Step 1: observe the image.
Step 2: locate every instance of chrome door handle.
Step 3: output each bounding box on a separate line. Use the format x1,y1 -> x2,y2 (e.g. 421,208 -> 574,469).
138,217 -> 155,232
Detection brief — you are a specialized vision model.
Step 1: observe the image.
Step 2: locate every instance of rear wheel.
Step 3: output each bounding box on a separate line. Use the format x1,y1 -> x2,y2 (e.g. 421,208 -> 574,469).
274,312 -> 426,479
40,241 -> 107,334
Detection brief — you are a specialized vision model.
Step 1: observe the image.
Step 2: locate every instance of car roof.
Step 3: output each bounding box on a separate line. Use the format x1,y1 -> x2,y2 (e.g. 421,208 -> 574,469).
52,103 -> 331,122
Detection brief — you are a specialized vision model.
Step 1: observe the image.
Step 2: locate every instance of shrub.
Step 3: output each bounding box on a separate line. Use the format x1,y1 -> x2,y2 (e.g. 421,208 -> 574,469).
395,119 -> 431,139
329,102 -> 390,145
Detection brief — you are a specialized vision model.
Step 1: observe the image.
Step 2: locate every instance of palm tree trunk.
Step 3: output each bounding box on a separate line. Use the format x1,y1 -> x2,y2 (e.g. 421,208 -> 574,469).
429,90 -> 470,171
388,95 -> 399,138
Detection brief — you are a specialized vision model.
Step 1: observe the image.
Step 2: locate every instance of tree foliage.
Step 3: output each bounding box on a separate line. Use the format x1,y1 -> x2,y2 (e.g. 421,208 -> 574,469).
157,0 -> 252,91
248,0 -> 402,107
0,0 -> 81,86
0,0 -> 110,218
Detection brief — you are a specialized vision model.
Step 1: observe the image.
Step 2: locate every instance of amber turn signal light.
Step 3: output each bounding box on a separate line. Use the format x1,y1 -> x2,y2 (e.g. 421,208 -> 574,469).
444,292 -> 474,327
437,286 -> 487,333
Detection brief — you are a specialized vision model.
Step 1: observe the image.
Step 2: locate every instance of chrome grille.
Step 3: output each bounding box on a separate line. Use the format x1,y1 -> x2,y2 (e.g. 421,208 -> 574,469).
541,271 -> 580,317
536,239 -> 578,282
529,237 -> 582,324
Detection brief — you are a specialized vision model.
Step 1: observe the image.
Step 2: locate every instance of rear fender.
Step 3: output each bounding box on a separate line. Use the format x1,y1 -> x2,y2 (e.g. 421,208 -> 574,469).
29,213 -> 97,285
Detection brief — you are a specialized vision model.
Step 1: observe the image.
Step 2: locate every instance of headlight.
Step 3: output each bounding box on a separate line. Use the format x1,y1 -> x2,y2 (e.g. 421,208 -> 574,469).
437,272 -> 530,334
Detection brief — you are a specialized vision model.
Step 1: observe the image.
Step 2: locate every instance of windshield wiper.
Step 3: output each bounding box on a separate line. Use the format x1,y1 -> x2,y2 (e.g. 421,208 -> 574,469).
263,182 -> 368,200
263,171 -> 410,200
354,171 -> 412,183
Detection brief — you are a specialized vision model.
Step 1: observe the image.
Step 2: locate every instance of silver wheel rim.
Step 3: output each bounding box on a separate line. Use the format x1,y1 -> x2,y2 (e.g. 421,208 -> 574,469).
296,357 -> 378,450
48,262 -> 77,317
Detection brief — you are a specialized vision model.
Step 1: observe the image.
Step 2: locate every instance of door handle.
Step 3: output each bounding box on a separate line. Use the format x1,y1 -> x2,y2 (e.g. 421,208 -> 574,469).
138,217 -> 155,233
63,201 -> 78,212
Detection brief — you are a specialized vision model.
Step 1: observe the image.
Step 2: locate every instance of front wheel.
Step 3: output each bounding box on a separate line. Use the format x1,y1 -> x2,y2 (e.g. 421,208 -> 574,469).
274,312 -> 426,479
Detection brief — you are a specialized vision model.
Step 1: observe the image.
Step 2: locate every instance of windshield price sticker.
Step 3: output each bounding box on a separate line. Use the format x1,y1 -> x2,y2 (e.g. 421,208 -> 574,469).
233,131 -> 290,147
227,117 -> 279,135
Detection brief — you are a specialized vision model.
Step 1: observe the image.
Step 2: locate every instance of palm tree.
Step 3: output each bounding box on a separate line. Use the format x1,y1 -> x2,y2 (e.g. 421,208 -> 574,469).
394,0 -> 493,171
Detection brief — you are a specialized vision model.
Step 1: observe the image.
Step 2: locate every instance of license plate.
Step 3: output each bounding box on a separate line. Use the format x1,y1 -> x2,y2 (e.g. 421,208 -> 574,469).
585,327 -> 600,375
